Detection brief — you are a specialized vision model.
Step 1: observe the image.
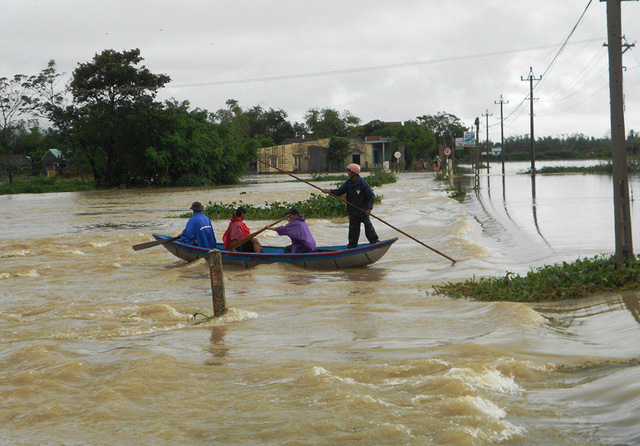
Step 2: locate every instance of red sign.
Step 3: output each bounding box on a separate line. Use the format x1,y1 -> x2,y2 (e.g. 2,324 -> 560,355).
443,147 -> 452,156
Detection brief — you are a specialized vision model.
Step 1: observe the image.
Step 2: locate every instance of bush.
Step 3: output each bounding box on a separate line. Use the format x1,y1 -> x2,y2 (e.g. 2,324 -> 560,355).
365,169 -> 397,187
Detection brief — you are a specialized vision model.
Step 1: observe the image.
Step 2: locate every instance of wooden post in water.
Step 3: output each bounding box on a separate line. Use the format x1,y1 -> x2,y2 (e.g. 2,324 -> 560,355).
207,249 -> 227,317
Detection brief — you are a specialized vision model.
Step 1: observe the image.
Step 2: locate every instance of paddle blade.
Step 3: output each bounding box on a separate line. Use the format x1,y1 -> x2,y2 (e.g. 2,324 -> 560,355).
132,236 -> 180,251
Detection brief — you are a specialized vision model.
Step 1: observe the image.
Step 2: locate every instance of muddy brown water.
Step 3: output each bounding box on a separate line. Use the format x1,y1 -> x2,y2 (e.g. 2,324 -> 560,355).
2,166 -> 640,444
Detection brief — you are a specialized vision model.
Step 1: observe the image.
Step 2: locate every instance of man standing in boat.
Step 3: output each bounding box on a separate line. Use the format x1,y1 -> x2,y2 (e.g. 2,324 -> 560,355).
322,163 -> 379,249
222,206 -> 262,253
265,208 -> 317,253
180,201 -> 217,249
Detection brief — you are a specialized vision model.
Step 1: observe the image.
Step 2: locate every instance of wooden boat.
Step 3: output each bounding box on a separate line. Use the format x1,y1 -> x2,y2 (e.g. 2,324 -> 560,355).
152,234 -> 397,269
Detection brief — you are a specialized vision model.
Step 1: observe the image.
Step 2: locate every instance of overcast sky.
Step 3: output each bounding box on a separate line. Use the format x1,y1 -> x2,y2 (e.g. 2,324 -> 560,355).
2,0 -> 639,139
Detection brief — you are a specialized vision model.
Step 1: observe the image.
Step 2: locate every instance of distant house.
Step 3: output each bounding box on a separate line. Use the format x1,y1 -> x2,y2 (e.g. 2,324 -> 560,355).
257,137 -> 392,174
0,154 -> 30,171
41,149 -> 63,177
258,138 -> 331,174
364,136 -> 397,169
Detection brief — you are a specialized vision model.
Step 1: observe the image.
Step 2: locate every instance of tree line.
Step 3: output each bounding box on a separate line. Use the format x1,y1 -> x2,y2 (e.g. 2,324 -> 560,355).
1,47 -> 628,188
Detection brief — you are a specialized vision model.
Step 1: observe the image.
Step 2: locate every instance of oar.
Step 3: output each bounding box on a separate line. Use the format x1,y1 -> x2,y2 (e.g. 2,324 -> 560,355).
227,217 -> 287,250
258,160 -> 457,265
132,235 -> 181,251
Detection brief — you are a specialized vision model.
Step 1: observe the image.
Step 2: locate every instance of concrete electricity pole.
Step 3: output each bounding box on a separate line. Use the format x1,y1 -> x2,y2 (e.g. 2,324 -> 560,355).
521,67 -> 542,176
482,109 -> 493,172
474,117 -> 480,189
605,0 -> 634,264
494,95 -> 509,175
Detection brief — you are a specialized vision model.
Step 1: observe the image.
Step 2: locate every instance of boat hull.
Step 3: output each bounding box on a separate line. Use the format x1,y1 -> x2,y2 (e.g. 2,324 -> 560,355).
152,234 -> 397,269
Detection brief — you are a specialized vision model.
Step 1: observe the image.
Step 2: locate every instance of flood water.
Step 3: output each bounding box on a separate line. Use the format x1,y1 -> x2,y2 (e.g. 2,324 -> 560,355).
2,161 -> 640,445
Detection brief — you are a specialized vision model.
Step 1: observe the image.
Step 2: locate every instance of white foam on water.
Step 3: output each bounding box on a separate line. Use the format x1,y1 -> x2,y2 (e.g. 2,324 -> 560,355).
17,270 -> 40,278
312,366 -> 379,389
444,367 -> 521,394
211,308 -> 259,325
450,395 -> 507,419
382,378 -> 413,386
0,273 -> 11,280
111,263 -> 123,268
463,420 -> 526,443
376,422 -> 414,437
62,249 -> 86,256
90,242 -> 111,248
358,394 -> 396,408
0,250 -> 30,258
411,394 -> 436,404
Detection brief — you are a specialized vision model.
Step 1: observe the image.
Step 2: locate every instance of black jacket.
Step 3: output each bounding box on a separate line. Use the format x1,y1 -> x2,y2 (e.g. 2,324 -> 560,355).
331,176 -> 375,215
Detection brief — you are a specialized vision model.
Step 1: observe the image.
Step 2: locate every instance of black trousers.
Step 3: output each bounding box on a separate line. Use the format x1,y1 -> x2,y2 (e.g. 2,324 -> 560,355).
348,213 -> 379,248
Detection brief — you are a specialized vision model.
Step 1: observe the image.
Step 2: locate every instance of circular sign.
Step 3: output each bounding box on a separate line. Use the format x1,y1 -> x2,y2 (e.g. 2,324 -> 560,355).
443,147 -> 452,157
394,151 -> 401,159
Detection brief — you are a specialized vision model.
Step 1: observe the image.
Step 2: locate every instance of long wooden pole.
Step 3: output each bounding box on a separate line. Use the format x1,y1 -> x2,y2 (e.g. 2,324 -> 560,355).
258,160 -> 457,264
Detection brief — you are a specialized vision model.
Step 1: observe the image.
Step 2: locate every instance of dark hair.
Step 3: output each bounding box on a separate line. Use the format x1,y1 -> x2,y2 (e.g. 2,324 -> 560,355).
235,206 -> 247,217
286,207 -> 300,216
190,201 -> 203,211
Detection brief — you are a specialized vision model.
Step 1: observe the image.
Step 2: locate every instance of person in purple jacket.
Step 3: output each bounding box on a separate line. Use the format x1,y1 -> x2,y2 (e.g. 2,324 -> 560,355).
265,208 -> 317,253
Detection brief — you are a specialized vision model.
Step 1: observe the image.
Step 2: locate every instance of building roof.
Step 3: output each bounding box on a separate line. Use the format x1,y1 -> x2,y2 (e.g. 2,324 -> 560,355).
0,154 -> 30,166
43,149 -> 62,160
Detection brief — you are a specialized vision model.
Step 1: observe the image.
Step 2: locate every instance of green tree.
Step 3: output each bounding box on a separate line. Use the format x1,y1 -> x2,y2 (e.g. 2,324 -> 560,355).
328,136 -> 350,170
142,100 -> 257,186
69,48 -> 171,186
244,105 -> 295,145
357,119 -> 436,166
304,108 -> 360,138
0,74 -> 31,183
417,112 -> 466,148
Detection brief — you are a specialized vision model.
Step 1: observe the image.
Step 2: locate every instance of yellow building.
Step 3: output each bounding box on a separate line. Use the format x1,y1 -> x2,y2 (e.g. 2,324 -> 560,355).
257,137 -> 395,173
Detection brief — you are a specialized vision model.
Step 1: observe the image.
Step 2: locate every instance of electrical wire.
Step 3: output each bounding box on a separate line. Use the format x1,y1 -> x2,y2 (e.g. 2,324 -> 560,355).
534,0 -> 594,92
165,40 -> 596,89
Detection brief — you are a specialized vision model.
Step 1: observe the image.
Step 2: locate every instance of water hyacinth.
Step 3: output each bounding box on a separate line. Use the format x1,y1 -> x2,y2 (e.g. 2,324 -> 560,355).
175,193 -> 383,220
434,255 -> 640,302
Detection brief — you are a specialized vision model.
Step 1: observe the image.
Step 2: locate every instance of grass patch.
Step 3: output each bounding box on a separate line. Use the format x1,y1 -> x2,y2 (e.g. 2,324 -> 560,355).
519,161 -> 640,175
0,177 -> 96,195
365,169 -> 398,187
175,192 -> 383,220
433,255 -> 640,302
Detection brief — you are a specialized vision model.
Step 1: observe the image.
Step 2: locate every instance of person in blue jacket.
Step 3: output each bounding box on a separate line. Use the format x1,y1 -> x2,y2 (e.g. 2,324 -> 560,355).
322,163 -> 379,249
180,201 -> 217,249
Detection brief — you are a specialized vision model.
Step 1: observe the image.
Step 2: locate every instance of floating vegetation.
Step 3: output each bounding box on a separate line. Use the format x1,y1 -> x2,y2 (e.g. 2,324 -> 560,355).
434,255 -> 640,302
519,162 -> 640,175
174,193 -> 383,220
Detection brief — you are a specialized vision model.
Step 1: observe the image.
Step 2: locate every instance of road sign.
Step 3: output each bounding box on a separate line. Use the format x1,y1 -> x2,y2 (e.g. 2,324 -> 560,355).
394,151 -> 401,159
463,131 -> 476,147
443,147 -> 452,157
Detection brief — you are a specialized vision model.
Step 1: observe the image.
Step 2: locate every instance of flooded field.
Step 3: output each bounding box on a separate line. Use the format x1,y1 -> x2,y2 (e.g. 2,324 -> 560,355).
2,162 -> 640,444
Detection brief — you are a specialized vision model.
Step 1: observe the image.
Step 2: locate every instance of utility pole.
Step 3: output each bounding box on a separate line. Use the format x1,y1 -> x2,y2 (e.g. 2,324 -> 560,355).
474,117 -> 480,189
482,109 -> 493,172
521,67 -> 541,176
494,95 -> 509,175
604,0 -> 634,264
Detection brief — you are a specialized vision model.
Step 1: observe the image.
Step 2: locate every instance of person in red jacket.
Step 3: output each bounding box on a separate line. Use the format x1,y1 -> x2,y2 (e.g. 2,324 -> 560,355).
222,206 -> 262,252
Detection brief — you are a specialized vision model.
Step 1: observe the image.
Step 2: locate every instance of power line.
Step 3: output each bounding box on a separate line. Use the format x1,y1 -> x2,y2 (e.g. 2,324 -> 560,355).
534,0 -> 594,92
165,40 -> 596,89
